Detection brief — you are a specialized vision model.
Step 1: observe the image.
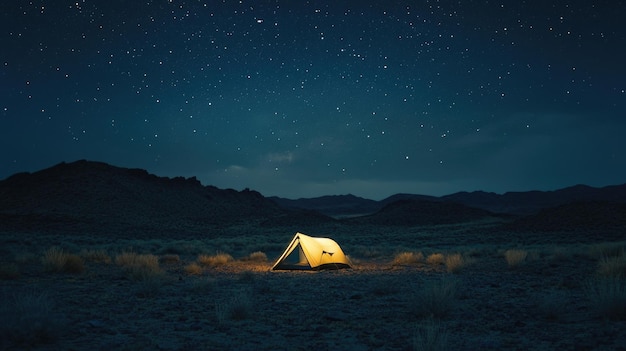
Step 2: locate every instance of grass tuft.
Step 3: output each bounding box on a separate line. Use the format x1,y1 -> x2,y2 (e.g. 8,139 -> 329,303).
184,262 -> 203,275
245,251 -> 268,262
504,249 -> 527,268
412,318 -> 449,351
198,253 -> 234,267
392,251 -> 424,266
597,252 -> 626,278
585,277 -> 626,320
445,253 -> 468,273
411,278 -> 459,319
0,290 -> 65,347
215,290 -> 253,323
115,252 -> 162,280
42,247 -> 85,274
426,253 -> 445,266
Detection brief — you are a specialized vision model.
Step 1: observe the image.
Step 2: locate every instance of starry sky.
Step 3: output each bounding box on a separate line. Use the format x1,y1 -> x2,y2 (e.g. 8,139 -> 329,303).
1,1 -> 625,200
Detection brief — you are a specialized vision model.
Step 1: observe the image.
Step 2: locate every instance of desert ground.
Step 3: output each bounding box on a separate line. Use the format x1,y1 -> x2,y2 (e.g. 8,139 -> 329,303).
1,218 -> 626,351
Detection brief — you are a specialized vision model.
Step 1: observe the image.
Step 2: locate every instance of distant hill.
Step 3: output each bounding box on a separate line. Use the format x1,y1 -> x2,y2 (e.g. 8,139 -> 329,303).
0,160 -> 291,236
2,160 -> 626,238
268,194 -> 380,217
343,199 -> 497,226
442,184 -> 626,215
503,201 -> 626,233
272,184 -> 626,217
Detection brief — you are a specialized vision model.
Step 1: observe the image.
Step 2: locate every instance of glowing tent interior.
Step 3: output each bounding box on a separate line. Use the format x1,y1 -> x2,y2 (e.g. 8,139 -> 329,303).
271,232 -> 351,270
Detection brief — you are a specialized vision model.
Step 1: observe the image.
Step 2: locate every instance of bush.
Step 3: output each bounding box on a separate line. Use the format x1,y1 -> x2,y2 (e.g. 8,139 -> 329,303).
426,253 -> 445,266
198,253 -> 234,267
393,252 -> 424,266
42,247 -> 85,274
0,290 -> 65,347
504,249 -> 527,268
63,254 -> 86,274
537,290 -> 567,321
597,252 -> 626,278
411,278 -> 459,319
589,242 -> 625,259
412,318 -> 449,351
215,290 -> 252,323
445,254 -> 467,274
245,251 -> 268,262
585,277 -> 626,320
185,263 -> 203,275
115,252 -> 161,280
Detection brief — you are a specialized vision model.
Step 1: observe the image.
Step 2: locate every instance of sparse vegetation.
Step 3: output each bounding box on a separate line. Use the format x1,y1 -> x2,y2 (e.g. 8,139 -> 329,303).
42,247 -> 85,274
0,290 -> 64,347
589,242 -> 625,259
115,252 -> 162,280
215,290 -> 253,323
412,318 -> 449,351
198,252 -> 234,267
411,278 -> 459,319
185,262 -> 203,275
597,252 -> 626,278
537,290 -> 567,321
585,277 -> 626,320
393,251 -> 424,266
426,253 -> 445,266
245,251 -> 268,262
504,249 -> 528,268
445,253 -> 468,273
159,254 -> 181,264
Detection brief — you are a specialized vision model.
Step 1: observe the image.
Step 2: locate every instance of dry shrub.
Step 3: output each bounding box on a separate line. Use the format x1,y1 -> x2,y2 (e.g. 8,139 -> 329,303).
80,249 -> 111,263
597,252 -> 626,278
62,255 -> 86,274
185,263 -> 203,275
115,252 -> 161,280
42,247 -> 84,274
245,251 -> 268,262
589,242 -> 625,259
426,253 -> 445,266
0,263 -> 20,280
198,253 -> 234,267
412,318 -> 449,351
393,252 -> 424,266
537,290 -> 567,321
504,249 -> 527,268
445,254 -> 467,274
41,247 -> 66,272
215,290 -> 252,323
0,290 -> 65,347
411,278 -> 459,319
585,277 -> 626,320
160,254 -> 181,264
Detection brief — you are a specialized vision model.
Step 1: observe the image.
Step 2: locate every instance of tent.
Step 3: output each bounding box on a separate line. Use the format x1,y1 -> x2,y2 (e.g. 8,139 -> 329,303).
271,232 -> 351,270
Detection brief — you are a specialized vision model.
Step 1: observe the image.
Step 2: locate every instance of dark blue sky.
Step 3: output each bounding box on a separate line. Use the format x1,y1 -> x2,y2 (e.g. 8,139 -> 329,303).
2,1 -> 625,199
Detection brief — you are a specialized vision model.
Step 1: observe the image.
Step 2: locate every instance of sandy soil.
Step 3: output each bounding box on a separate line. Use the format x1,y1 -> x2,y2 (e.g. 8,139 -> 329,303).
1,230 -> 625,351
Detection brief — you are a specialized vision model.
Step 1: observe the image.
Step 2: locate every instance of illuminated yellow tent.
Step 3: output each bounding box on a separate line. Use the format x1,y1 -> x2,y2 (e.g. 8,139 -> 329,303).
271,232 -> 351,270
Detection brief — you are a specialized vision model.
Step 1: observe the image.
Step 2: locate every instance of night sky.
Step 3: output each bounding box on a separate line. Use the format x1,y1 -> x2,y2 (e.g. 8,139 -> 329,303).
2,1 -> 625,200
